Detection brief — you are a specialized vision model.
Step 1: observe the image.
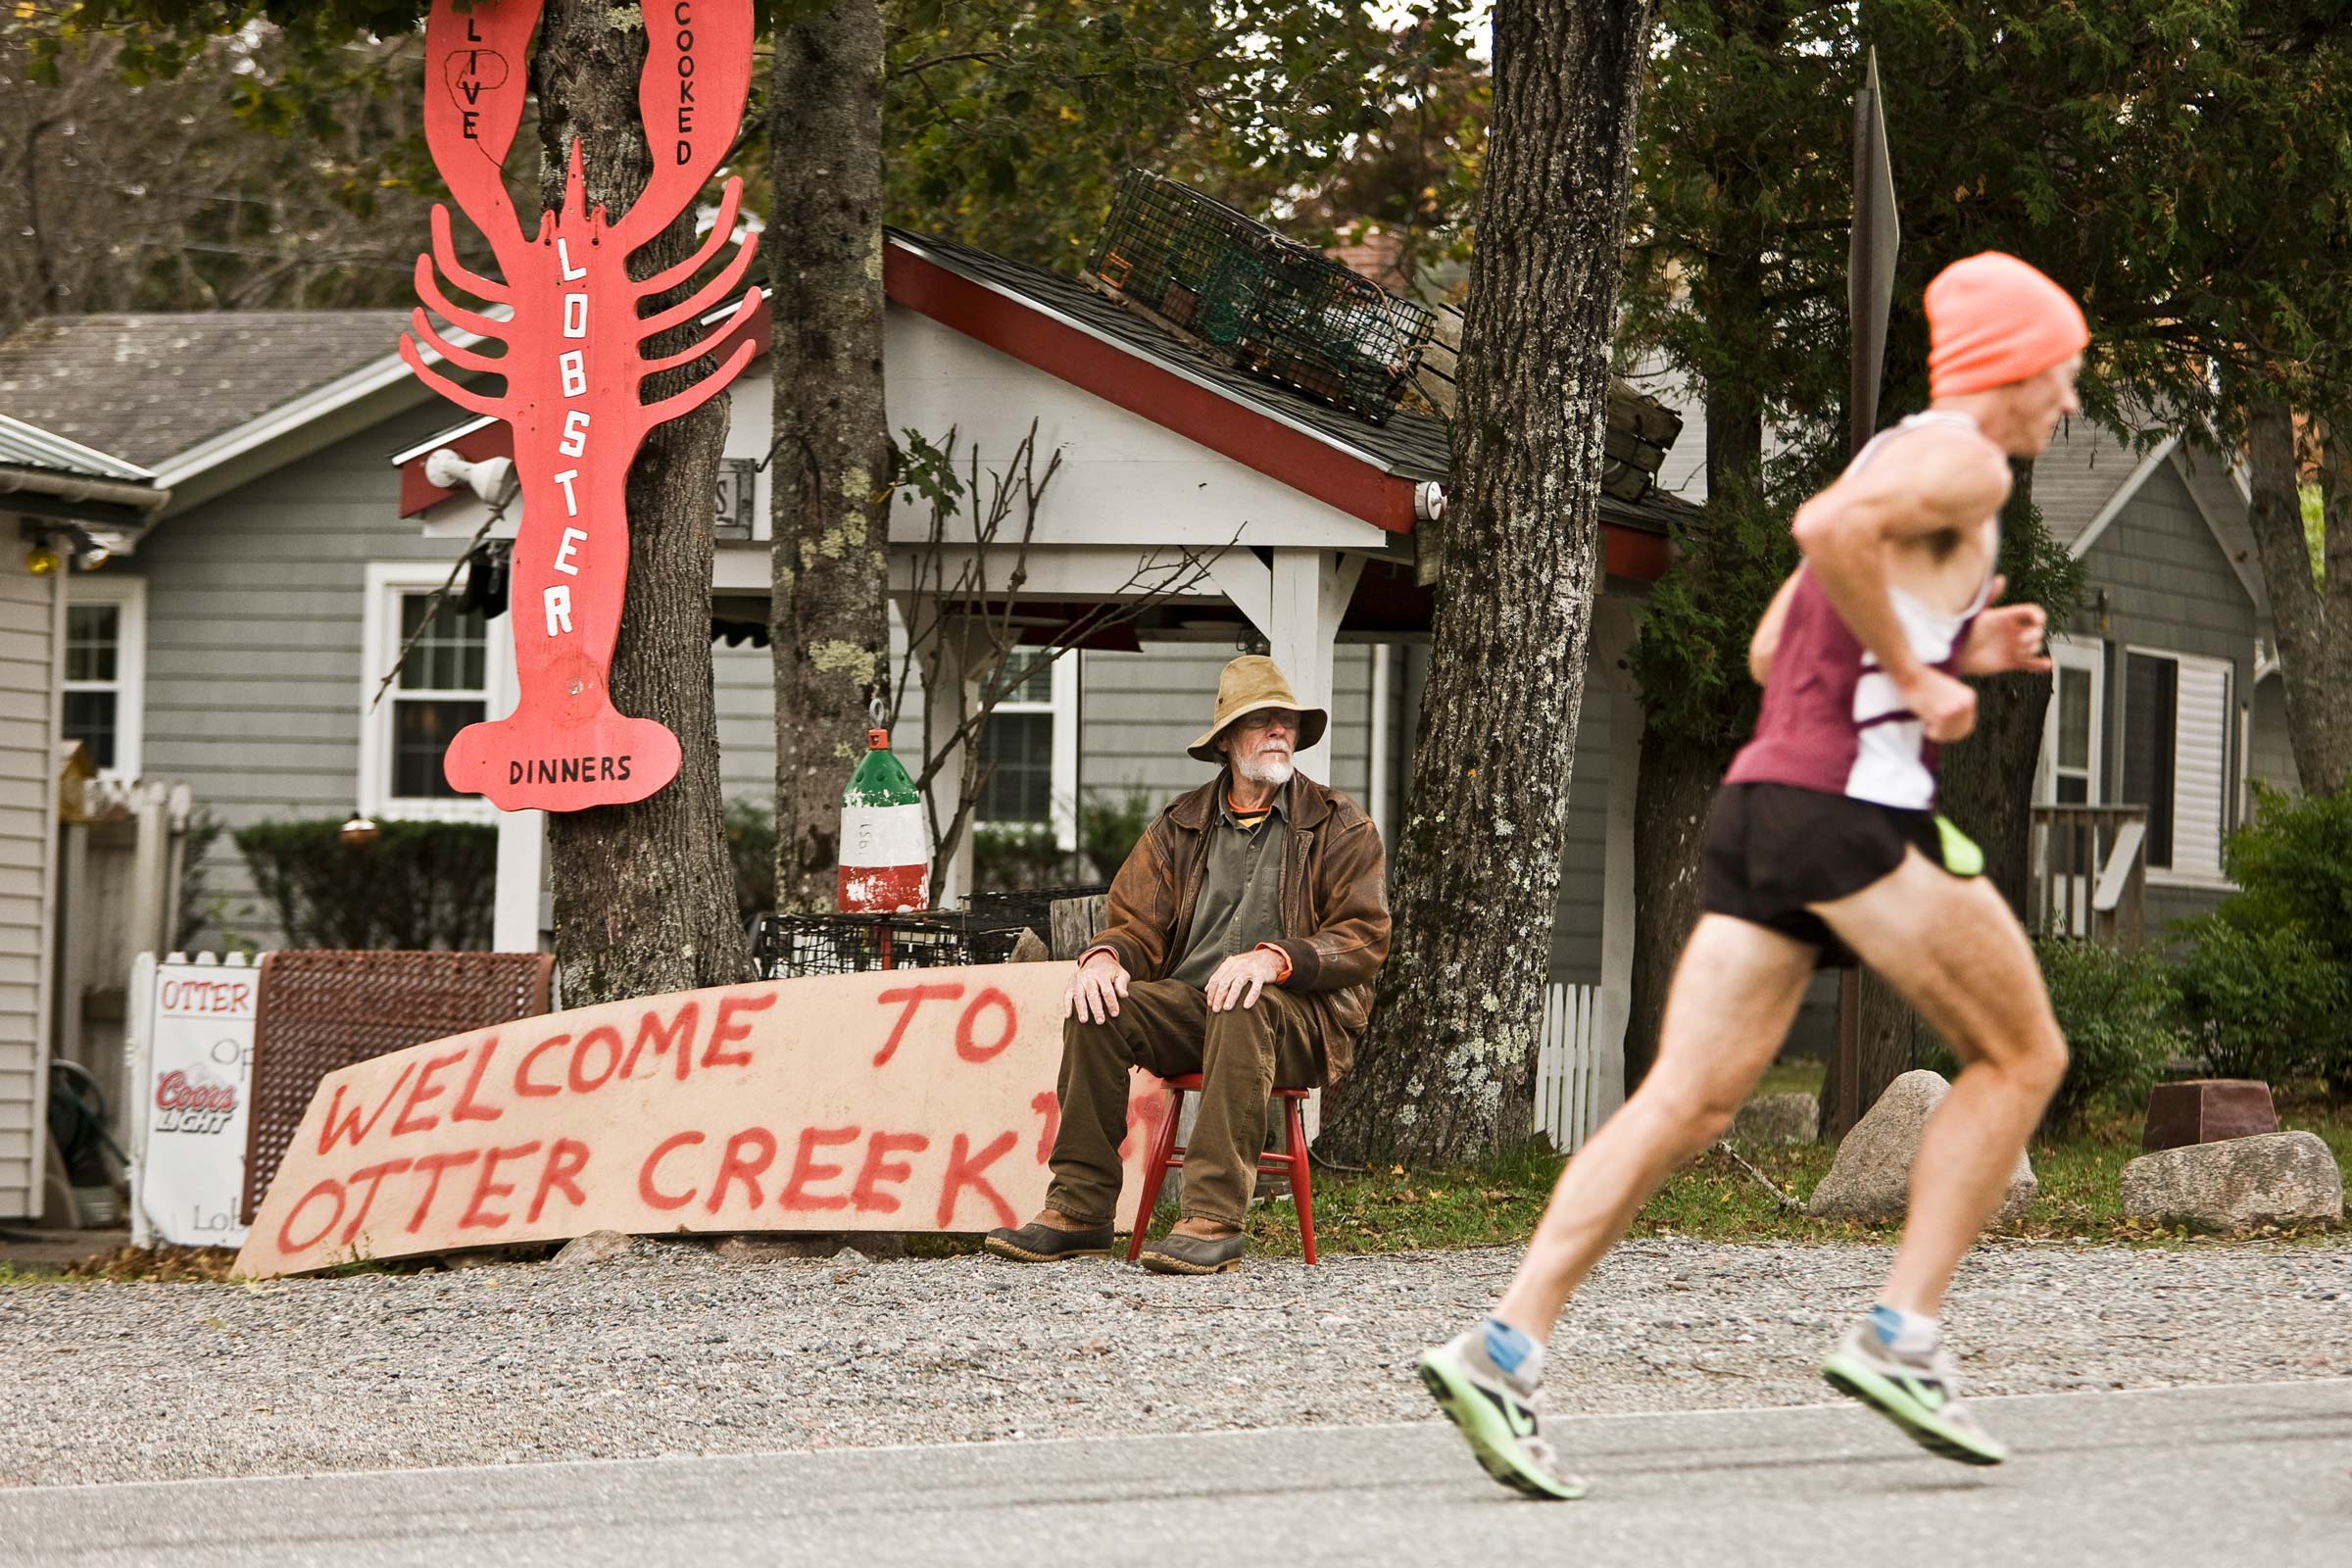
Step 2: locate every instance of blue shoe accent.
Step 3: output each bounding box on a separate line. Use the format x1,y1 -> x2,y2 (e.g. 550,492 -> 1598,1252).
1483,1316 -> 1538,1377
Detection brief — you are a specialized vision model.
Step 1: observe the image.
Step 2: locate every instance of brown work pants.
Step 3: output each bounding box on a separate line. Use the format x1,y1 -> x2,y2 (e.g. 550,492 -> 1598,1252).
1044,979 -> 1321,1230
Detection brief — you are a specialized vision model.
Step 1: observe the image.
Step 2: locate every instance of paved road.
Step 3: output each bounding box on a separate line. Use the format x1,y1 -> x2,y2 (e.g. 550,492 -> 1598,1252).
6,1379 -> 2345,1567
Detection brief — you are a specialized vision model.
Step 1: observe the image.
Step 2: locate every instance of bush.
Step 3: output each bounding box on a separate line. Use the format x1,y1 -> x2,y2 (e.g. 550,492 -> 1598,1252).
724,798 -> 776,925
233,818 -> 497,951
2171,918 -> 2349,1085
2198,784 -> 2352,1095
1079,783 -> 1161,879
2219,783 -> 2352,951
972,821 -> 1072,893
2031,937 -> 2183,1134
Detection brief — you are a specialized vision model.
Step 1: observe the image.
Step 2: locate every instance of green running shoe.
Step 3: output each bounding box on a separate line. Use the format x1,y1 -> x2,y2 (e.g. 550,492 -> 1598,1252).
1416,1331 -> 1587,1500
1821,1319 -> 2008,1465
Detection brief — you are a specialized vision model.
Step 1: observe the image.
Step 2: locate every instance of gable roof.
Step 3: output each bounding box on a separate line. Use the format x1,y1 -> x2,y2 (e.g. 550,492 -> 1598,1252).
393,228 -> 1693,575
899,229 -> 1458,487
2034,416 -> 2168,552
0,311 -> 411,470
0,413 -> 168,529
0,413 -> 155,484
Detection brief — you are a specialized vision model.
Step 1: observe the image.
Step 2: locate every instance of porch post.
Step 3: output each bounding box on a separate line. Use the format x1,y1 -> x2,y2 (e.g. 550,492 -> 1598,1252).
493,808 -> 546,953
1592,593 -> 1642,1124
1263,548 -> 1365,780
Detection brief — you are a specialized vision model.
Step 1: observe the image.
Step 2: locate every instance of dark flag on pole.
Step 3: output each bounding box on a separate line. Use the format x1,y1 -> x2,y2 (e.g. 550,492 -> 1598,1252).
1850,46 -> 1899,459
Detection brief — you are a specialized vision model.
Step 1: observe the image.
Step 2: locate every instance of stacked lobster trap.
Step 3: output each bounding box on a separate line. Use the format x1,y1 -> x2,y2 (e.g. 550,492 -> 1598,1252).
1085,170 -> 1437,424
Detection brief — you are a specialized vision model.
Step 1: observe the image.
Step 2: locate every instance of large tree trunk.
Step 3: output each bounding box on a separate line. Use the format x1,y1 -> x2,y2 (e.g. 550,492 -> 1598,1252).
1821,465 -> 2052,1130
534,2 -> 753,1004
1316,0 -> 1661,1166
768,0 -> 894,913
2246,396 -> 2352,796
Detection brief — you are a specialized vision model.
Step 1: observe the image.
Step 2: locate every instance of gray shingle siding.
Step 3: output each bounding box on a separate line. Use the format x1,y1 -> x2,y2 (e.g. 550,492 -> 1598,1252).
2065,460 -> 2256,932
2250,674 -> 2299,795
119,401 -> 472,950
0,558 -> 57,1216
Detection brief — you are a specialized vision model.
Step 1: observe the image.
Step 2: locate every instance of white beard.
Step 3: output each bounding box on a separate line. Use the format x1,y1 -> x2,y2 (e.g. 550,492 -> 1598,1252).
1236,750 -> 1295,789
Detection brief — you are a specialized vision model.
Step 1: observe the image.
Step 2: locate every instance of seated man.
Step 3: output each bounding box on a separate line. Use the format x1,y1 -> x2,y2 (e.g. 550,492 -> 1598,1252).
984,655 -> 1390,1275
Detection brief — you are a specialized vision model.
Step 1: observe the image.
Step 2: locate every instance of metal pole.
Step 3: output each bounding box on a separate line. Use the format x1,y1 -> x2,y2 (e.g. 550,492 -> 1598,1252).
1834,46 -> 1899,1138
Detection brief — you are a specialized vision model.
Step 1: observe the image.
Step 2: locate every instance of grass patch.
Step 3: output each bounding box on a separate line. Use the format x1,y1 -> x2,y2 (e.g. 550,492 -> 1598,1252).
1235,1088 -> 2352,1258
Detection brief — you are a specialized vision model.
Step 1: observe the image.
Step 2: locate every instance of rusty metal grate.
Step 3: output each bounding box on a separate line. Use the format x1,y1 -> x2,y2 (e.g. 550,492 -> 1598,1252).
240,950 -> 554,1224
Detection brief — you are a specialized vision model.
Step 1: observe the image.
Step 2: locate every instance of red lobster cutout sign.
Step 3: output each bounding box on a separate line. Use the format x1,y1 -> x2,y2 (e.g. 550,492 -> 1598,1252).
402,0 -> 758,810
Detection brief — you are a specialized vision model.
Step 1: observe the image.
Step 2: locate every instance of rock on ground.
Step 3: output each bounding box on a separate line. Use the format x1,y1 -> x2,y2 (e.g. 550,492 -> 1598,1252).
1808,1069 -> 2035,1223
1731,1093 -> 1819,1146
2121,1131 -> 2344,1233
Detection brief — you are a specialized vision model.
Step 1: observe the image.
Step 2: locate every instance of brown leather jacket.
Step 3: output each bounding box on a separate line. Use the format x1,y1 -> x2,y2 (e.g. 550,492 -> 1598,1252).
1086,772 -> 1390,1086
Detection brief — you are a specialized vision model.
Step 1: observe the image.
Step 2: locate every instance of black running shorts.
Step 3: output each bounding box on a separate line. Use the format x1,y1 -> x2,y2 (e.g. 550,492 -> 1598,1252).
1700,781 -> 1975,965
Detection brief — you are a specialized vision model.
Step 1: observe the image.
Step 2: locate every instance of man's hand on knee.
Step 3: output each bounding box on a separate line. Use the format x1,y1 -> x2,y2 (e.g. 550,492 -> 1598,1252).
1205,950 -> 1284,1014
1066,952 -> 1130,1023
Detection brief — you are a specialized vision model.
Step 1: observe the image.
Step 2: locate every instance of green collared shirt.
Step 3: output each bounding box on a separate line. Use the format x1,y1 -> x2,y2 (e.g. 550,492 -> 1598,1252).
1170,780 -> 1289,990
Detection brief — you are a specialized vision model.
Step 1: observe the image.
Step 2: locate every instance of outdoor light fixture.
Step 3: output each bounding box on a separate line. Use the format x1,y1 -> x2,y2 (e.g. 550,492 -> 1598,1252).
338,813 -> 382,847
19,521 -> 119,573
422,449 -> 515,505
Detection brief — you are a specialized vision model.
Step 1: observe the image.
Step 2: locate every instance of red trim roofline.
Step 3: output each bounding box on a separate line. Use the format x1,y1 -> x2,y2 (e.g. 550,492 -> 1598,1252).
394,235 -> 1668,581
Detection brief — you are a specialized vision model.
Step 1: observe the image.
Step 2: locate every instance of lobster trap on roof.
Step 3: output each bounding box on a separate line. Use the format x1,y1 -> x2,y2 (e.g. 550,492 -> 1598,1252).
1085,170 -> 1437,424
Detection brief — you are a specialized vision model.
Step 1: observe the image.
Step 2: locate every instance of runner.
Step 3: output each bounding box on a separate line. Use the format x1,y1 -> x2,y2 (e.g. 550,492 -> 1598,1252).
1418,252 -> 2086,1498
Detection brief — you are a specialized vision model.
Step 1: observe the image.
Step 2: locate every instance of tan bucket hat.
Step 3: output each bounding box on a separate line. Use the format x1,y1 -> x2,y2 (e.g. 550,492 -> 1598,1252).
1187,655 -> 1329,764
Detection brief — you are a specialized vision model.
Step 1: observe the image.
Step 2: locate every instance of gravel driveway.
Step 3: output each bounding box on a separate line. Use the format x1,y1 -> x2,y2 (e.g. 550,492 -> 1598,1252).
3,1237 -> 2346,1488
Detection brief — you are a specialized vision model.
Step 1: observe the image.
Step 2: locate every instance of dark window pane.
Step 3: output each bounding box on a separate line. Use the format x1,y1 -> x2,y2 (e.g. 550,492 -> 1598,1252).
2056,775 -> 2088,805
978,711 -> 1054,823
2122,653 -> 2177,868
399,594 -> 488,694
393,698 -> 485,798
1004,657 -> 1054,705
2056,668 -> 2090,771
65,604 -> 119,683
62,690 -> 116,769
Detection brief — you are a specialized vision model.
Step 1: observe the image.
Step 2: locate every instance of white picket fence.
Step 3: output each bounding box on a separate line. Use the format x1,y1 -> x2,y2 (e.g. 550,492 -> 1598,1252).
1535,982 -> 1626,1152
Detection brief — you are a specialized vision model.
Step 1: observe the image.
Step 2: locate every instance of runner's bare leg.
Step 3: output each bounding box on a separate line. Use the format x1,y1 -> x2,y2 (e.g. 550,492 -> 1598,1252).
1492,915 -> 1817,1336
1812,851 -> 2067,1316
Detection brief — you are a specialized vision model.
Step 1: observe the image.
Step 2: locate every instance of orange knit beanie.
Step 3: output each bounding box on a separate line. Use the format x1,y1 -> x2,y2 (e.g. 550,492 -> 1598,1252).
1925,253 -> 2088,399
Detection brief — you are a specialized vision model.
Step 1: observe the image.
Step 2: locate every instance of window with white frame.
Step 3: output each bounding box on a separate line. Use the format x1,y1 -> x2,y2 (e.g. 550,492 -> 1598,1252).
361,564 -> 503,819
2035,637 -> 2103,806
2120,647 -> 2232,880
974,650 -> 1079,847
62,576 -> 144,778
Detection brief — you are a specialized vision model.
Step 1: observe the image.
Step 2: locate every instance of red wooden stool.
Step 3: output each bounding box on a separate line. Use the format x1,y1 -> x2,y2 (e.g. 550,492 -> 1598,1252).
1126,1072 -> 1318,1265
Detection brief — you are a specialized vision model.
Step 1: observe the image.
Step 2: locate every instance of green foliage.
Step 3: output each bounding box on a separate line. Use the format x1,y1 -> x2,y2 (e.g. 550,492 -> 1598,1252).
1627,476 -> 1798,755
882,2 -> 1485,270
2029,938 -> 2184,1135
2178,782 -> 2352,1092
723,798 -> 776,927
2220,782 -> 2352,951
2303,483 -> 2327,583
2171,918 -> 2348,1084
231,818 -> 496,951
971,821 -> 1071,894
1078,782 -> 1158,880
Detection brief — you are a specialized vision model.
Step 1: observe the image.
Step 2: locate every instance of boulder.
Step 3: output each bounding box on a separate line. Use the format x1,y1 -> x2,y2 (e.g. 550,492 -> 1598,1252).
1732,1092 -> 1820,1146
549,1230 -> 640,1267
1807,1069 -> 2036,1224
2120,1131 -> 2343,1233
2140,1079 -> 2279,1152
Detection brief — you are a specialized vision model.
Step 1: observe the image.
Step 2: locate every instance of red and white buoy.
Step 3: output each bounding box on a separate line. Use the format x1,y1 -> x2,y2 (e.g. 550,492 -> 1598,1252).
837,728 -> 930,912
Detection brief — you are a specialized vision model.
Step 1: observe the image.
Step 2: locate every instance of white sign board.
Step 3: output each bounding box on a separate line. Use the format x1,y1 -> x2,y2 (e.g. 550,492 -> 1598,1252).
127,953 -> 261,1248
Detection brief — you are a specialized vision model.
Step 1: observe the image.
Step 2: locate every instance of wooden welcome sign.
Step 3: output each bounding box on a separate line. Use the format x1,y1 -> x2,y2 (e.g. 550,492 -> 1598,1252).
402,0 -> 760,810
234,964 -> 1173,1278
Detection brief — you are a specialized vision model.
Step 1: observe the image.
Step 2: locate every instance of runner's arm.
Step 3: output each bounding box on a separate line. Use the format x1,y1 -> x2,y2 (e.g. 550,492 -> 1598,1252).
1748,570 -> 1803,685
1788,429 -> 2009,685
